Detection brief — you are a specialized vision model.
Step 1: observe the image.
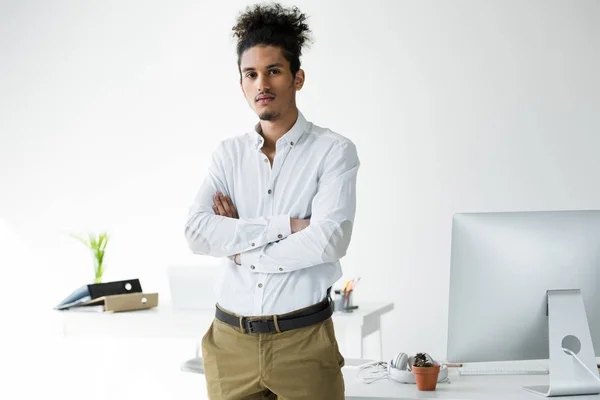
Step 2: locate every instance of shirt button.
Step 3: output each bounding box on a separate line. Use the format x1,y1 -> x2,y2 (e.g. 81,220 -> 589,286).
277,234 -> 283,239
268,189 -> 272,194
258,283 -> 263,288
279,267 -> 283,271
250,265 -> 255,270
251,242 -> 255,247
290,141 -> 294,146
264,159 -> 268,163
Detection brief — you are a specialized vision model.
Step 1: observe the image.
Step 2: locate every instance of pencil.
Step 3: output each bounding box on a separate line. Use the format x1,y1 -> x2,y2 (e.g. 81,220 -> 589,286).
444,363 -> 463,368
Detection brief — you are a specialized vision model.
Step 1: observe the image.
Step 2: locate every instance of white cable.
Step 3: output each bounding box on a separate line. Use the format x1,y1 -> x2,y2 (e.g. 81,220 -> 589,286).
356,360 -> 451,384
562,347 -> 600,383
356,361 -> 390,384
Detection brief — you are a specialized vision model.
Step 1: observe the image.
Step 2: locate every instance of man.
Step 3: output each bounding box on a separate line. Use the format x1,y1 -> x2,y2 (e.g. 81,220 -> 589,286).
184,3 -> 359,399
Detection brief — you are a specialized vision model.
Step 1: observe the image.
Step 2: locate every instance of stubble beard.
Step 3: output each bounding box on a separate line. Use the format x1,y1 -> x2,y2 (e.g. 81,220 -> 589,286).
258,111 -> 280,121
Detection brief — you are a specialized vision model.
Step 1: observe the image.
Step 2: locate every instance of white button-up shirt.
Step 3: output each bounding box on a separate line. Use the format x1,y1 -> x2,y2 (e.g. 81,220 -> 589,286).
185,111 -> 359,316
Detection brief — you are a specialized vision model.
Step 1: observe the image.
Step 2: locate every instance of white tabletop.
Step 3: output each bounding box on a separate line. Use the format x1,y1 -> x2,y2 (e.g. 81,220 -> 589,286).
57,301 -> 394,339
343,362 -> 600,400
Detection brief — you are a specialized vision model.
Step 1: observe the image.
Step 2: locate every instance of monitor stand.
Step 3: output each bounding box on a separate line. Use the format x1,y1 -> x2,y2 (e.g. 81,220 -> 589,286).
523,289 -> 600,397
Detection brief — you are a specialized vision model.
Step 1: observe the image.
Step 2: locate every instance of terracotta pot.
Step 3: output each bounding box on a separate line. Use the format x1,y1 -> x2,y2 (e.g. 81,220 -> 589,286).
412,364 -> 440,391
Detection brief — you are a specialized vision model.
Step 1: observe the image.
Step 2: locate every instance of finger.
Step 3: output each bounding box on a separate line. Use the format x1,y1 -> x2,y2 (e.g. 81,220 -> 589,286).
221,196 -> 234,217
216,196 -> 227,216
227,197 -> 239,219
212,195 -> 220,214
225,196 -> 238,219
214,194 -> 227,216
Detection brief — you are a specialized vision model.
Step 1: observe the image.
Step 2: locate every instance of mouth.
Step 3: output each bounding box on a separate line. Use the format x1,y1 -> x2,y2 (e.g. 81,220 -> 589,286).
256,96 -> 275,105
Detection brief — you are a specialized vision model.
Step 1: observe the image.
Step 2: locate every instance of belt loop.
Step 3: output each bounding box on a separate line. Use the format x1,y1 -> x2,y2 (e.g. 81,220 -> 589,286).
273,314 -> 282,333
239,316 -> 245,333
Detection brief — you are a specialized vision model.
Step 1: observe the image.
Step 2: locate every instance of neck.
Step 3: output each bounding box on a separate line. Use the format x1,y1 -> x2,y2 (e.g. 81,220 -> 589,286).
259,107 -> 298,148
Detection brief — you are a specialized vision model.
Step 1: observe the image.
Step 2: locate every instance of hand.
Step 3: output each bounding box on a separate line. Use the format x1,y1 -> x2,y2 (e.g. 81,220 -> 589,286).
213,192 -> 239,219
214,192 -> 240,265
290,218 -> 310,234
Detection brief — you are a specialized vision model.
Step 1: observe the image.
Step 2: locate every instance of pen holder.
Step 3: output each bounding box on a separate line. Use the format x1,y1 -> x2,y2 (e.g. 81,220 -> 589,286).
333,289 -> 356,312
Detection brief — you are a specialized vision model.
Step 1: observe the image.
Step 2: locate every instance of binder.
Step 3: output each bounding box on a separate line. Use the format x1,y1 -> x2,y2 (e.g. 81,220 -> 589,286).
54,279 -> 143,310
88,279 -> 143,299
69,292 -> 159,313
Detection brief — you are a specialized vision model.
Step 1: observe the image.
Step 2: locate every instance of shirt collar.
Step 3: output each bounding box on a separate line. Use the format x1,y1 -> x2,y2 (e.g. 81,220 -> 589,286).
251,110 -> 308,149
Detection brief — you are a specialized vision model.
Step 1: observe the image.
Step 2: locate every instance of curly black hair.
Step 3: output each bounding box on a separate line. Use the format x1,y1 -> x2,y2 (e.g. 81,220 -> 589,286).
232,3 -> 312,79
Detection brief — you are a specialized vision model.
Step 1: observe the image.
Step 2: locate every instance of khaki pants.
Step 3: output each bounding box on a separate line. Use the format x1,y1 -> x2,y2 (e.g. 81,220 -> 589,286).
201,314 -> 345,400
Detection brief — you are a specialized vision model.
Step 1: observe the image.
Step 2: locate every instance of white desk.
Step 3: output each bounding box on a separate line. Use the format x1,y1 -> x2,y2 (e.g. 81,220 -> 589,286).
343,364 -> 600,400
58,301 -> 393,359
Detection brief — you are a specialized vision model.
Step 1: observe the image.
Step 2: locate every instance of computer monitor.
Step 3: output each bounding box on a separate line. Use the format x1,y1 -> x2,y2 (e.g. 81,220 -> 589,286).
447,210 -> 600,396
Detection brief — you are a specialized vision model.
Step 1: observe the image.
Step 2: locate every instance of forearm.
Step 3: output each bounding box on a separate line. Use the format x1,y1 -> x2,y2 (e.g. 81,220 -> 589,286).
239,219 -> 353,273
186,167 -> 293,257
230,218 -> 309,265
184,211 -> 291,257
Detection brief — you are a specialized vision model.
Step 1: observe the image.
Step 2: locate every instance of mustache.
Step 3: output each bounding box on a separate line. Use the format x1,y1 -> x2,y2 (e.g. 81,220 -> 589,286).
255,91 -> 275,101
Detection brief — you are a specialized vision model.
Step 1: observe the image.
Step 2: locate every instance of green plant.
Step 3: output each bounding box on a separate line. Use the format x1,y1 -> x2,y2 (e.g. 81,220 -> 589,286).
413,353 -> 434,368
71,232 -> 110,284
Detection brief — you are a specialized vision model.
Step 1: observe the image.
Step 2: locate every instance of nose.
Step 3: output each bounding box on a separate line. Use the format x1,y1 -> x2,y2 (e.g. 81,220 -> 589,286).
256,74 -> 270,93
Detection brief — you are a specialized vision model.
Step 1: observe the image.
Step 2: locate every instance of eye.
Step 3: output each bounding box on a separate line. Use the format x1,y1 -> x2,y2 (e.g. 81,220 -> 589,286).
245,72 -> 257,79
269,69 -> 281,75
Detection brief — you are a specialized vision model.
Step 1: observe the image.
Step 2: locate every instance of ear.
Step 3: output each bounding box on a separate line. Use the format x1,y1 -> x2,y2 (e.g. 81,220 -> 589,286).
294,69 -> 305,91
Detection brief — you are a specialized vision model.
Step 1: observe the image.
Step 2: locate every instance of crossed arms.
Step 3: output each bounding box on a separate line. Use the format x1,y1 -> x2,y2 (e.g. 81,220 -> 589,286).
184,140 -> 359,273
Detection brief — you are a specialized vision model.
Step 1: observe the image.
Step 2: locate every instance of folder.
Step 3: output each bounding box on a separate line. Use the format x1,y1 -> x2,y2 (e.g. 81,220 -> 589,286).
68,292 -> 159,313
54,279 -> 143,310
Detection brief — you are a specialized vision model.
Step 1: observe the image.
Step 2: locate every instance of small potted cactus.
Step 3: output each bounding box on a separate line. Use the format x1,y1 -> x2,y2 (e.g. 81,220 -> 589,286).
411,353 -> 441,391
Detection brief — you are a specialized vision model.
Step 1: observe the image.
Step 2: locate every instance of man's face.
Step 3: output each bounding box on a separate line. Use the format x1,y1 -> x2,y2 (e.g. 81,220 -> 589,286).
239,45 -> 304,122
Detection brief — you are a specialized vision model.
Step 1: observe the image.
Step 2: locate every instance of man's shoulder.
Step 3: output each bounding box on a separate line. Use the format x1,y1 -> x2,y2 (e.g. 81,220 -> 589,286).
305,122 -> 356,150
214,132 -> 254,154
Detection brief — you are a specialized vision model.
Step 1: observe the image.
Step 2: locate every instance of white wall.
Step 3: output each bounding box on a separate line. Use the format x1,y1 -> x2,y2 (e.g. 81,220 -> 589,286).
2,0 -> 600,378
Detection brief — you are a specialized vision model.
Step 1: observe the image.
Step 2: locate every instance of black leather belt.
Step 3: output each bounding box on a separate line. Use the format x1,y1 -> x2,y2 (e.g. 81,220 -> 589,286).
215,298 -> 332,334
